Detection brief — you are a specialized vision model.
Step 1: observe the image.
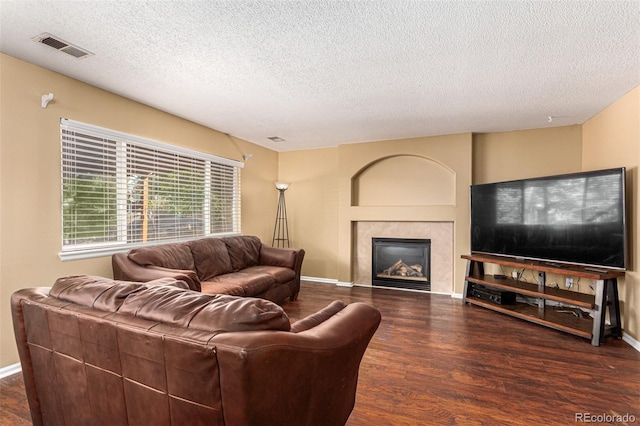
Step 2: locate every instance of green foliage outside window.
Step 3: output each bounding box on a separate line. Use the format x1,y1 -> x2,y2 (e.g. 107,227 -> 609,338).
63,175 -> 117,245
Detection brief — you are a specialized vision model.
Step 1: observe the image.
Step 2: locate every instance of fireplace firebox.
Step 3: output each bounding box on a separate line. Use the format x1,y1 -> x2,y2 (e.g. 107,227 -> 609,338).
372,238 -> 431,291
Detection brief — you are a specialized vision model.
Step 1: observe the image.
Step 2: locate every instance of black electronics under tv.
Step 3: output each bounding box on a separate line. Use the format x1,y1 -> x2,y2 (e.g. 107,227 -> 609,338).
470,168 -> 627,270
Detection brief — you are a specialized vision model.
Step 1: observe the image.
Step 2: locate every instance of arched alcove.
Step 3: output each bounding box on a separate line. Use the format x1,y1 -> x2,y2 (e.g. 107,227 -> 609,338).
352,155 -> 455,206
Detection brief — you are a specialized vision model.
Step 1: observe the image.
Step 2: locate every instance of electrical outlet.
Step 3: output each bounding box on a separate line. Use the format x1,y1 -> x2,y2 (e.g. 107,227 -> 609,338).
565,277 -> 574,288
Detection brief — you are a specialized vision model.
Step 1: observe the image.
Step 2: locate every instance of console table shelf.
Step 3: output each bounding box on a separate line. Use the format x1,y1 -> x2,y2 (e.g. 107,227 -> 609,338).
465,274 -> 595,309
462,254 -> 623,346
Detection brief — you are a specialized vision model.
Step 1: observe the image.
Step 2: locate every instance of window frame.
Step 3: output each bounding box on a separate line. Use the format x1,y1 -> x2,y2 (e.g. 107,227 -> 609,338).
59,118 -> 243,261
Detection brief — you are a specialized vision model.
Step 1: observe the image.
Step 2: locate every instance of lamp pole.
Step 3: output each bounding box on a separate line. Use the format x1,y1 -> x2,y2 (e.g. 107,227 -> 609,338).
272,182 -> 290,248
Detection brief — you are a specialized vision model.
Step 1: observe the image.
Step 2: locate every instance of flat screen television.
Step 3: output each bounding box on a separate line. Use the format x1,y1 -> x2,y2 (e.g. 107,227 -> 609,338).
470,168 -> 627,270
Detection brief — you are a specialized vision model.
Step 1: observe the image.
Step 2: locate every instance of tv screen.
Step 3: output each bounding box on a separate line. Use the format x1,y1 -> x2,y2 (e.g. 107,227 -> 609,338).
470,168 -> 627,270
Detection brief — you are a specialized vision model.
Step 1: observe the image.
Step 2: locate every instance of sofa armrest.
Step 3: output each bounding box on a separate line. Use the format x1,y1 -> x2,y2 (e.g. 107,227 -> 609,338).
259,245 -> 300,269
259,246 -> 305,300
290,300 -> 347,333
212,302 -> 381,426
112,253 -> 201,292
11,288 -> 53,426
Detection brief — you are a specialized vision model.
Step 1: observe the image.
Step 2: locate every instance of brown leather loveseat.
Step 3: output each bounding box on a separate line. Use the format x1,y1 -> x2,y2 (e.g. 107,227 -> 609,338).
112,235 -> 304,304
11,275 -> 381,426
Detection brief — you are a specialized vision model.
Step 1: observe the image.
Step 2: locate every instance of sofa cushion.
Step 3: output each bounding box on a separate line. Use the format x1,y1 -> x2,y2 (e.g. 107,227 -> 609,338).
188,294 -> 290,332
51,275 -> 290,333
201,281 -> 246,297
128,243 -> 195,271
224,236 -> 261,271
51,275 -> 145,311
242,265 -> 296,284
51,275 -> 188,312
190,237 -> 234,281
118,285 -> 290,333
211,272 -> 275,297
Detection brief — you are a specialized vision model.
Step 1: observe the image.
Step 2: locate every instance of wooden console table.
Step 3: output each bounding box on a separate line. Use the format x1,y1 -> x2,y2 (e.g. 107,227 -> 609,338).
462,254 -> 623,346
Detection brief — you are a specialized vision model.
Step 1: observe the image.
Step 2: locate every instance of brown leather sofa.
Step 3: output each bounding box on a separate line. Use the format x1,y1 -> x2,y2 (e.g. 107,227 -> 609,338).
11,275 -> 381,426
112,235 -> 305,304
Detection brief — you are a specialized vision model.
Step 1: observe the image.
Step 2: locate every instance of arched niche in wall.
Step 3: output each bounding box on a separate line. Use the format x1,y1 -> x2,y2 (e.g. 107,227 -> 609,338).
352,155 -> 455,206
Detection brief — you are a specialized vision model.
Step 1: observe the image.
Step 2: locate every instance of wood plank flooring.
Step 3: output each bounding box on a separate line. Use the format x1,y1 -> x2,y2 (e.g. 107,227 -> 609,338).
2,280 -> 639,425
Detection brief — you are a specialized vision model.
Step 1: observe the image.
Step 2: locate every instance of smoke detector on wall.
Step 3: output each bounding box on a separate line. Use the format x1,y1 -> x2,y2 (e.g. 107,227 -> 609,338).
32,33 -> 94,59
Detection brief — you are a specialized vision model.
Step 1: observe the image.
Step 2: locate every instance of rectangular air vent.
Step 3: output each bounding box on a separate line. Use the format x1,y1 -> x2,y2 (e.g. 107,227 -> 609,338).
32,33 -> 93,59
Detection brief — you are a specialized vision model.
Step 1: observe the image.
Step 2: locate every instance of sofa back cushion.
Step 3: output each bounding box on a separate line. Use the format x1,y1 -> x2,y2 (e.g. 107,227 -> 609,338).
224,236 -> 262,271
190,238 -> 233,281
120,286 -> 290,332
50,275 -> 291,334
50,275 -> 190,312
128,242 -> 195,271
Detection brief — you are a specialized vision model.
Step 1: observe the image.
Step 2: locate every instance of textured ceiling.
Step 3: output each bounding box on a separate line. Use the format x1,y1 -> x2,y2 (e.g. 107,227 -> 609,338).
1,1 -> 638,152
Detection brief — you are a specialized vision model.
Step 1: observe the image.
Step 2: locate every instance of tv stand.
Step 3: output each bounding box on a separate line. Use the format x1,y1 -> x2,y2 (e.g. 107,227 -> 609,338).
462,254 -> 623,346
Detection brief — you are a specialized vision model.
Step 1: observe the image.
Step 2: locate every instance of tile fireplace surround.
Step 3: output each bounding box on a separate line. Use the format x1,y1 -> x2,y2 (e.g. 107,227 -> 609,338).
353,221 -> 453,294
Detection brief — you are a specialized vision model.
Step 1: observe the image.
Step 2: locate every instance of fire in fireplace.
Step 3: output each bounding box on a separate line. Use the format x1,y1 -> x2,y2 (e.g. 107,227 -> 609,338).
372,237 -> 431,291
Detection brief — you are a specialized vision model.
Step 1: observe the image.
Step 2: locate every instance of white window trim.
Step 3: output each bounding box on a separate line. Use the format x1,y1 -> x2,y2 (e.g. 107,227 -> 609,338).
61,119 -> 244,168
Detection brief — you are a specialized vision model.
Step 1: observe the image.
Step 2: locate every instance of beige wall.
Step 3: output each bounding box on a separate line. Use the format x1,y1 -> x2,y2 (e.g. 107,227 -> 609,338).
278,148 -> 340,279
281,128 -> 584,293
338,135 -> 473,290
473,125 -> 583,184
279,134 -> 473,294
2,52 -> 637,368
0,54 -> 279,367
582,85 -> 639,341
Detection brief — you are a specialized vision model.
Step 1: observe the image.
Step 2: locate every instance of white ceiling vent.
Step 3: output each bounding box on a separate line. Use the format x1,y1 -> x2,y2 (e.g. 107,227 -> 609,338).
32,33 -> 93,59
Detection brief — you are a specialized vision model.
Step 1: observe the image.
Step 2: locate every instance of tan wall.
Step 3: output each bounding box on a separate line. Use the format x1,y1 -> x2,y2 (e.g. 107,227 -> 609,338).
338,135 -> 473,291
352,155 -> 456,206
278,148 -> 340,279
582,85 -> 640,341
279,134 -> 473,294
280,129 -> 585,294
473,125 -> 583,184
2,52 -> 636,368
0,54 -> 278,367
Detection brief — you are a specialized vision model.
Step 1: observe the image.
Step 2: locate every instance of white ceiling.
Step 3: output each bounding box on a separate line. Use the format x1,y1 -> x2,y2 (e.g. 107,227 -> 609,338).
1,1 -> 638,152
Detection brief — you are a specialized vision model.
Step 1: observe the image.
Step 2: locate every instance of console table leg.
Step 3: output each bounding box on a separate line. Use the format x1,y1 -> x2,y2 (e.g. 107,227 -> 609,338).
592,279 -> 606,346
537,272 -> 546,313
462,260 -> 473,304
606,278 -> 622,339
462,260 -> 484,304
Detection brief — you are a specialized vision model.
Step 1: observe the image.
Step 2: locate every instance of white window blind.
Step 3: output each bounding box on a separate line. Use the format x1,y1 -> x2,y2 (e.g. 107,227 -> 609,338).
60,119 -> 242,260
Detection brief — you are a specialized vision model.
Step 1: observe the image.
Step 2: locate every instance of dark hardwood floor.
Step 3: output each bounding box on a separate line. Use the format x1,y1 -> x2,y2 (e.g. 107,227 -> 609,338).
2,280 -> 639,425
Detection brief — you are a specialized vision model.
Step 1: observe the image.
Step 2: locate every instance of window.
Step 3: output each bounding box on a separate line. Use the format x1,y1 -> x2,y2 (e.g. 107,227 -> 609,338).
60,119 -> 242,260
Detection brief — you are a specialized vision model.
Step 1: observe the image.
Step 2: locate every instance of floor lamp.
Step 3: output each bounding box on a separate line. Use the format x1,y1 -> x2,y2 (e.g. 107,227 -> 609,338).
272,182 -> 290,247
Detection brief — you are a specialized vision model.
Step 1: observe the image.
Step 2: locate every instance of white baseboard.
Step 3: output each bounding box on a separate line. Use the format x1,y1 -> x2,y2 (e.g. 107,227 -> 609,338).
301,276 -> 337,285
623,332 -> 640,352
0,363 -> 21,379
301,276 -> 355,288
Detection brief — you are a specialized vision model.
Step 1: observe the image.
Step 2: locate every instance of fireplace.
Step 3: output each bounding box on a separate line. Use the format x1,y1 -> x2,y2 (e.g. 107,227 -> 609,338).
372,238 -> 431,291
